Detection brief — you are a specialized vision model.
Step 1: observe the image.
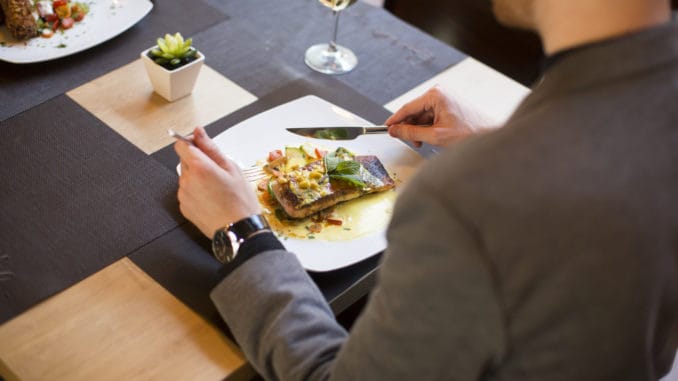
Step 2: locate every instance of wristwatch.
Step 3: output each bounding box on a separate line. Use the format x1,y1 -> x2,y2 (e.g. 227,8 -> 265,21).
211,214 -> 271,264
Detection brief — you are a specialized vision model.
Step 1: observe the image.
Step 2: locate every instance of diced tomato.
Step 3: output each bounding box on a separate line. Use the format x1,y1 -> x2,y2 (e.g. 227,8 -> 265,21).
41,28 -> 54,38
315,148 -> 327,159
61,17 -> 74,29
51,19 -> 60,30
267,149 -> 283,163
44,13 -> 58,22
52,0 -> 67,8
72,12 -> 84,21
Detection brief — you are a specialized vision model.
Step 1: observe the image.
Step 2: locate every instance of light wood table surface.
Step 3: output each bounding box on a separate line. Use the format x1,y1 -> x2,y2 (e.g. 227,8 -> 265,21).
0,259 -> 253,381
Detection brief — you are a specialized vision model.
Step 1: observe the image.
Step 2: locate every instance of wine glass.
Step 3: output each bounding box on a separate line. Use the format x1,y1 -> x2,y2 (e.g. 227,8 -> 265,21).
305,0 -> 358,75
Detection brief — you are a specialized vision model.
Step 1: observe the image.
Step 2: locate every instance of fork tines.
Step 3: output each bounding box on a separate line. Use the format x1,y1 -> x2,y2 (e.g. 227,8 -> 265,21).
242,166 -> 267,182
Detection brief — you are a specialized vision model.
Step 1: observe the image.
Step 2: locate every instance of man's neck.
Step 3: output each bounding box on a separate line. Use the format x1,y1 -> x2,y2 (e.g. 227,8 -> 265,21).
534,0 -> 672,55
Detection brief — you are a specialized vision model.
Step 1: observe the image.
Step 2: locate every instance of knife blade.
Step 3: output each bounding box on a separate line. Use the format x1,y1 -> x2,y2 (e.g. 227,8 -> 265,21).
286,126 -> 389,140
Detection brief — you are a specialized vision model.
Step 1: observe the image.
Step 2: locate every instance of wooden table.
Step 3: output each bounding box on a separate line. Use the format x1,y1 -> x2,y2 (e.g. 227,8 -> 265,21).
0,259 -> 253,381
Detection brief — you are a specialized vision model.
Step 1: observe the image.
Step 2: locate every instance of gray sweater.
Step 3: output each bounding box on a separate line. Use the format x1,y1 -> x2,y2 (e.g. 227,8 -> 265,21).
211,21 -> 678,380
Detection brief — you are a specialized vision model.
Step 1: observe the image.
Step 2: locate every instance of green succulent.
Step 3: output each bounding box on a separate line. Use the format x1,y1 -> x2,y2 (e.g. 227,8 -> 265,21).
148,33 -> 198,70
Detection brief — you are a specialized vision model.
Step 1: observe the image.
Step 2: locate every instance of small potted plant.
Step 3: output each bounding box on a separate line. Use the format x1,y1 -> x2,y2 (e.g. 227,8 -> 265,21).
141,33 -> 205,102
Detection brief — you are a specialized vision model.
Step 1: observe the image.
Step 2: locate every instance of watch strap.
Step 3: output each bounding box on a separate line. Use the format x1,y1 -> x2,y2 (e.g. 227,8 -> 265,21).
229,214 -> 270,243
217,231 -> 285,278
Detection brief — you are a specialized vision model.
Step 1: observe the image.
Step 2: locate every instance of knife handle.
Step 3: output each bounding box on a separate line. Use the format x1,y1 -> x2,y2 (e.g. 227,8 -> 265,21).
364,126 -> 390,134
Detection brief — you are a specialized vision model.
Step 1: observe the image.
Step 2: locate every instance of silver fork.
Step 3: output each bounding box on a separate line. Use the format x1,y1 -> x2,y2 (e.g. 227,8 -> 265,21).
242,166 -> 267,183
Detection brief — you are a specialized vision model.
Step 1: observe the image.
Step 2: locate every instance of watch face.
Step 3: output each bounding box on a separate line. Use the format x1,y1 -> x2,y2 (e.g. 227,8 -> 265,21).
212,215 -> 270,264
212,229 -> 235,264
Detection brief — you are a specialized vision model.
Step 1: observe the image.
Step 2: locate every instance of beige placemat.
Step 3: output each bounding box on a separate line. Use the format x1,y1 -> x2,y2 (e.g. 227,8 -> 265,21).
384,57 -> 530,128
0,258 -> 253,381
68,60 -> 257,154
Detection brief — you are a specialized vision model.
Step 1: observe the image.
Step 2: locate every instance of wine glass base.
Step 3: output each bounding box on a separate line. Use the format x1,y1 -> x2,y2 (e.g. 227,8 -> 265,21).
304,43 -> 358,75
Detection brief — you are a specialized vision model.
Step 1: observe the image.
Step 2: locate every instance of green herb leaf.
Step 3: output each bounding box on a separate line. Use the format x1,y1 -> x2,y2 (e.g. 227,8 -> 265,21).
329,173 -> 366,188
324,154 -> 340,174
323,148 -> 364,188
334,147 -> 353,157
334,160 -> 360,175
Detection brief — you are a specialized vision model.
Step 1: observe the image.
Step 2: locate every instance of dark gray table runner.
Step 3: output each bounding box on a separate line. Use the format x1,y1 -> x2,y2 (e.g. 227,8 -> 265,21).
0,96 -> 183,324
0,0 -> 228,121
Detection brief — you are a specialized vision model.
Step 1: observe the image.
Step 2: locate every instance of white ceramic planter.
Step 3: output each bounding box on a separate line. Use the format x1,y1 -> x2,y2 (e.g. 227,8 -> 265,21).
141,47 -> 205,102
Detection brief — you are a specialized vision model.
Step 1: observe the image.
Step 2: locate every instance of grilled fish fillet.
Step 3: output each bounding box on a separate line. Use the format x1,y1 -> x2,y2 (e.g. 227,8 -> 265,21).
0,0 -> 37,40
270,155 -> 395,219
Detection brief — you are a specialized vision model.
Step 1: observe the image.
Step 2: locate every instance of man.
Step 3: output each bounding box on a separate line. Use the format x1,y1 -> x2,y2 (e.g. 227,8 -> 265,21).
175,0 -> 678,379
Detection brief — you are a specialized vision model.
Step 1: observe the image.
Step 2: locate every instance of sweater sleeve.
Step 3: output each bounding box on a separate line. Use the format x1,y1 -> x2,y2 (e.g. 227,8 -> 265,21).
210,176 -> 506,380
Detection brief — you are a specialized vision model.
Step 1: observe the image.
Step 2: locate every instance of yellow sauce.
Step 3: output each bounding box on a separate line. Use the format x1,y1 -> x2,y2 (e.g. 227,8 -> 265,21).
261,190 -> 397,241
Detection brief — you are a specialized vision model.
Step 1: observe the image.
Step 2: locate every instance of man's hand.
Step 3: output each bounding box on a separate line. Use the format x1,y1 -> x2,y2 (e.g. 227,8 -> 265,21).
385,87 -> 485,148
174,127 -> 261,238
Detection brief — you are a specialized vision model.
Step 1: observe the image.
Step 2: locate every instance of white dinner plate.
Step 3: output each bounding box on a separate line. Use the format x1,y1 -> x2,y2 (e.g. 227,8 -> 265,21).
200,95 -> 425,272
0,0 -> 153,64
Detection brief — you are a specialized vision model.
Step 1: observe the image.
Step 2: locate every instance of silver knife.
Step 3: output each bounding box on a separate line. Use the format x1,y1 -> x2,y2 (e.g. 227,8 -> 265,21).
286,126 -> 389,140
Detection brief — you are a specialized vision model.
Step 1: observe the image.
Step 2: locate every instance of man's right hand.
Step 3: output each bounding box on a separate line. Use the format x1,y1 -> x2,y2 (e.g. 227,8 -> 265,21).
385,87 -> 483,148
174,127 -> 262,239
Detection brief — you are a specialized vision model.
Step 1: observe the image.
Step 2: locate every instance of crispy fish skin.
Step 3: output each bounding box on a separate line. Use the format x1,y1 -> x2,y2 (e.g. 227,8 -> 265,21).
0,0 -> 38,40
271,155 -> 395,219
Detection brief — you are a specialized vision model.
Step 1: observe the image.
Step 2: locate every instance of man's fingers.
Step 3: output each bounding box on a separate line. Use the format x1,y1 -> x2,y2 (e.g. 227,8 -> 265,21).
389,124 -> 436,145
389,124 -> 470,147
174,137 -> 192,161
385,95 -> 431,126
385,87 -> 445,126
174,138 -> 217,176
191,127 -> 232,169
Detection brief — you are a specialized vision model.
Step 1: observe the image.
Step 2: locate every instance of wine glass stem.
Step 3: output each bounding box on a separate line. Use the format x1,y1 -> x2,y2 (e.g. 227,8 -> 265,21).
329,10 -> 340,53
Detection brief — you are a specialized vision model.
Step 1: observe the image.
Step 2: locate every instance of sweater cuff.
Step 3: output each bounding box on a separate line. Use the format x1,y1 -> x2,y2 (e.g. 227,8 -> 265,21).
217,231 -> 285,279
